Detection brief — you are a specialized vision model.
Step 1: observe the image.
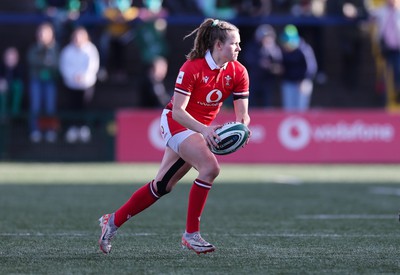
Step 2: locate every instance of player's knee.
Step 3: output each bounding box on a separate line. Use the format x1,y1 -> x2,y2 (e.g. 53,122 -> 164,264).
155,178 -> 171,197
211,163 -> 221,179
154,157 -> 186,197
202,162 -> 220,181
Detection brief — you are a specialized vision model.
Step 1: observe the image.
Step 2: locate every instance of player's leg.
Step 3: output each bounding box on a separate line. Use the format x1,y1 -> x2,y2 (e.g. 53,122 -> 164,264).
99,147 -> 191,254
113,147 -> 191,228
152,147 -> 192,195
178,133 -> 219,254
180,132 -> 220,232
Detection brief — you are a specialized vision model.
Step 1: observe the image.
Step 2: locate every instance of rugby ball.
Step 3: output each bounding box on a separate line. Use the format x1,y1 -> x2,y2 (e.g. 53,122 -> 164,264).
210,122 -> 250,155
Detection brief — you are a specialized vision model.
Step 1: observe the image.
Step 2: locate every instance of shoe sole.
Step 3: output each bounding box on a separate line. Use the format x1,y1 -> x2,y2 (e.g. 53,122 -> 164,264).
181,239 -> 215,255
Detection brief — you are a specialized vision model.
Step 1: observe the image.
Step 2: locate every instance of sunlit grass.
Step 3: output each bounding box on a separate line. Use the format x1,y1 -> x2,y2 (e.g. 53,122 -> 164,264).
0,162 -> 399,184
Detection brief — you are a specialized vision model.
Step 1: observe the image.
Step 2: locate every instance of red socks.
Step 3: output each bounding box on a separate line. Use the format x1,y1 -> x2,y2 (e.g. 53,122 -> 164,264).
113,178 -> 213,232
114,182 -> 159,227
186,179 -> 212,234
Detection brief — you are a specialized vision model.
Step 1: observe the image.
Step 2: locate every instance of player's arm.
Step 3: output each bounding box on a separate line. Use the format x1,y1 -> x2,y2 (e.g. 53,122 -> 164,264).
172,92 -> 219,147
232,63 -> 250,126
233,97 -> 251,145
233,97 -> 250,126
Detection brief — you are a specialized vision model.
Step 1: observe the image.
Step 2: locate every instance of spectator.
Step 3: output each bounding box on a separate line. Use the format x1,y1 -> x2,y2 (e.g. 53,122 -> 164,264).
369,0 -> 400,103
133,0 -> 168,66
290,0 -> 327,17
59,26 -> 100,143
132,0 -> 170,108
0,47 -> 24,119
290,0 -> 328,85
137,55 -> 170,108
243,24 -> 282,108
34,0 -> 81,44
234,0 -> 272,17
195,0 -> 237,19
162,0 -> 202,15
279,24 -> 317,111
326,0 -> 367,89
27,23 -> 59,143
95,0 -> 139,81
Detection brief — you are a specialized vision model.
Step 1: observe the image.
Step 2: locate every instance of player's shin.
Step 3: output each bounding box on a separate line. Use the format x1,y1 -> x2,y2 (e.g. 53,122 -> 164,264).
186,179 -> 212,233
113,181 -> 159,227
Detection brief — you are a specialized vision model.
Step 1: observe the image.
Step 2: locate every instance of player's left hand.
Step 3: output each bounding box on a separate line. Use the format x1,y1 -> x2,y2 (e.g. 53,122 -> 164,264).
244,128 -> 251,146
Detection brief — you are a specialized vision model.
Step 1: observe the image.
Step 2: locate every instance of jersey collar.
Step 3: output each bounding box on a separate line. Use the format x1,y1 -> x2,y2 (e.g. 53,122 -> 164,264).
205,50 -> 228,70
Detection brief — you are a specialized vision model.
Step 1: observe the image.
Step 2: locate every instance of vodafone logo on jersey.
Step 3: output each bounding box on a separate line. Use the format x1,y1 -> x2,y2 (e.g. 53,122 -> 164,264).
198,89 -> 223,107
206,89 -> 223,103
277,116 -> 395,151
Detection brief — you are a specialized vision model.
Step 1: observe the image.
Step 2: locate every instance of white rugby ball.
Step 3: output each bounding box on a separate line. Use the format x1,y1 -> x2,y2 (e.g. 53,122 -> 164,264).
210,122 -> 250,155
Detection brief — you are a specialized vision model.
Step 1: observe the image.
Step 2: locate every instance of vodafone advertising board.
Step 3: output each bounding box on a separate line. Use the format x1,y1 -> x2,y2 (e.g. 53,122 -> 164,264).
116,110 -> 400,163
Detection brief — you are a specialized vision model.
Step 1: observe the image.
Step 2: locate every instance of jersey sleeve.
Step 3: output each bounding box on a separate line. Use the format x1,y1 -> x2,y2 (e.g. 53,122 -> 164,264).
174,60 -> 196,96
232,61 -> 250,100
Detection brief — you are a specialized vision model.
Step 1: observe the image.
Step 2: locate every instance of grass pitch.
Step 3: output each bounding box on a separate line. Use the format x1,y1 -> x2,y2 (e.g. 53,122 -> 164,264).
0,163 -> 400,274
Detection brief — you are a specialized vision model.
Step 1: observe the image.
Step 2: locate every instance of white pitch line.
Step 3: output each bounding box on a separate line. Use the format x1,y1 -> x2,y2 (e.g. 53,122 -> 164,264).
0,232 -> 157,237
369,187 -> 400,196
297,214 -> 396,220
1,232 -> 399,238
230,233 -> 400,238
273,175 -> 303,185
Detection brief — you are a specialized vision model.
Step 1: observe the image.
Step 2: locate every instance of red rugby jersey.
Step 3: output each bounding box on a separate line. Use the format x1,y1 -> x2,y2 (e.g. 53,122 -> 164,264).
165,52 -> 249,129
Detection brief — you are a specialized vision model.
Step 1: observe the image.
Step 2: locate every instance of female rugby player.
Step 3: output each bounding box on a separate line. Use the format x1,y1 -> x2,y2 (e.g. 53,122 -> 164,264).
99,18 -> 251,255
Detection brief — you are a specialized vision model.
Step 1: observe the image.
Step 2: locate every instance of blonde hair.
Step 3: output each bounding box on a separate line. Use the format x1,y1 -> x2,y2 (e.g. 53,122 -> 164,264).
184,18 -> 239,60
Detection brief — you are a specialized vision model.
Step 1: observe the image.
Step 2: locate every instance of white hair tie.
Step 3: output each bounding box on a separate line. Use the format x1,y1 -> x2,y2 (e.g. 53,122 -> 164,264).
212,19 -> 220,27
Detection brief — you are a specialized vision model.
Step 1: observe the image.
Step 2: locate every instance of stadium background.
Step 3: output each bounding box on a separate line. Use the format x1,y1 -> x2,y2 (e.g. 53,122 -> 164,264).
1,3 -> 400,273
0,0 -> 398,163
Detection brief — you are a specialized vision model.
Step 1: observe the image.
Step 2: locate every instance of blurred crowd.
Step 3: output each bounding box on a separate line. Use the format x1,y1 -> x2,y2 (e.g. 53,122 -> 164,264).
0,0 -> 399,144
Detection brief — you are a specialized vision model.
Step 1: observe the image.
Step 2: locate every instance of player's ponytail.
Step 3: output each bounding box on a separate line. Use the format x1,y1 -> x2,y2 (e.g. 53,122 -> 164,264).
184,18 -> 239,60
